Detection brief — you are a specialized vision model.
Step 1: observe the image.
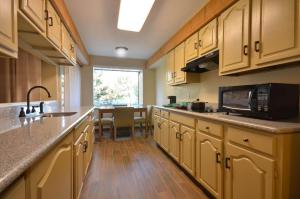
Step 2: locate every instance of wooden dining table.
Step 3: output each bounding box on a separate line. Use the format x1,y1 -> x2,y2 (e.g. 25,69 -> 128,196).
95,105 -> 148,134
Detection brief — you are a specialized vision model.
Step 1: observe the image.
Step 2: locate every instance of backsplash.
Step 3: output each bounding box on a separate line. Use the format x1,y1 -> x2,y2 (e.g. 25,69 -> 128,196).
155,58 -> 300,106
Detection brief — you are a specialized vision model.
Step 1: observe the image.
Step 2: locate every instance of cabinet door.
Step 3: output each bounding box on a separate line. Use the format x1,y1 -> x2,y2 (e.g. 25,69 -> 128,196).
46,1 -> 61,48
252,0 -> 300,66
180,125 -> 195,175
153,115 -> 161,144
70,38 -> 76,63
174,42 -> 186,83
169,121 -> 180,162
1,177 -> 26,199
196,132 -> 223,199
185,32 -> 199,63
20,0 -> 46,32
166,50 -> 175,85
28,133 -> 73,199
160,118 -> 169,152
61,24 -> 71,58
199,18 -> 218,56
225,143 -> 275,199
83,124 -> 92,176
0,0 -> 18,58
218,0 -> 250,73
74,134 -> 85,199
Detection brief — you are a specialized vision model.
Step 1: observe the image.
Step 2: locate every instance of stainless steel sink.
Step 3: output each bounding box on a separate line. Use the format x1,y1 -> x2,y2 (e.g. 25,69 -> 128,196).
42,112 -> 77,117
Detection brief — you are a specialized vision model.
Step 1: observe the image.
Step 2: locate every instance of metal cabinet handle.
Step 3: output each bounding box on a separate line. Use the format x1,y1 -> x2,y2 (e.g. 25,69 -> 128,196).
225,157 -> 231,169
254,41 -> 260,52
243,45 -> 248,55
199,40 -> 202,47
216,152 -> 221,164
48,17 -> 53,27
205,126 -> 210,131
44,10 -> 49,20
176,132 -> 180,139
158,123 -> 161,128
83,141 -> 88,153
194,42 -> 198,50
243,138 -> 249,142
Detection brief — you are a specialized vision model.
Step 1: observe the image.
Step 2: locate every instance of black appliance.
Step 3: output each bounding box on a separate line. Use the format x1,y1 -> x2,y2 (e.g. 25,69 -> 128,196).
188,99 -> 206,112
168,96 -> 176,104
218,83 -> 299,120
181,50 -> 219,73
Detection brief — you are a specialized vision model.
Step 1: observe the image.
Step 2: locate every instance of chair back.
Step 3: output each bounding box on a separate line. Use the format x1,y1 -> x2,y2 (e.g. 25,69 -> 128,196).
113,107 -> 134,128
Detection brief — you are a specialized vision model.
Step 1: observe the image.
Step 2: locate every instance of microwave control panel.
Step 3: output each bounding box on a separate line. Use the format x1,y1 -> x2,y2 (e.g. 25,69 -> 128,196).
257,87 -> 269,112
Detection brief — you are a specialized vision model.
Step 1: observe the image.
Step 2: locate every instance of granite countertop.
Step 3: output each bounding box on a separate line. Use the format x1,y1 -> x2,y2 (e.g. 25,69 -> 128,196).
0,106 -> 94,193
155,106 -> 300,134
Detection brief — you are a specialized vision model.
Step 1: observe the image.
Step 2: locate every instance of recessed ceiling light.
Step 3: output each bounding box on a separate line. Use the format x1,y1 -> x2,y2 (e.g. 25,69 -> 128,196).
117,0 -> 156,32
115,46 -> 128,57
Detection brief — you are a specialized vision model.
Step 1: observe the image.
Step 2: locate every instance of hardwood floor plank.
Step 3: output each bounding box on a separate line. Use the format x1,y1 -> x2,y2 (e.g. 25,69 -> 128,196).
80,136 -> 209,199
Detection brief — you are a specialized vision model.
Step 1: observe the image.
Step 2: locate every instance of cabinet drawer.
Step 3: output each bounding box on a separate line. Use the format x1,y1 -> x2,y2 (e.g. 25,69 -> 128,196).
74,117 -> 89,140
153,108 -> 160,116
197,119 -> 223,138
170,113 -> 195,128
227,127 -> 276,156
161,110 -> 169,119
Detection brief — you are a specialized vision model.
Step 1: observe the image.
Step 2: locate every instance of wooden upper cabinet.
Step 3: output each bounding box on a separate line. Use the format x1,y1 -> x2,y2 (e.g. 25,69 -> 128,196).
180,125 -> 195,175
166,50 -> 175,85
225,143 -> 275,199
46,1 -> 61,48
0,0 -> 18,58
252,0 -> 300,67
70,38 -> 76,63
218,0 -> 250,74
185,32 -> 199,63
199,18 -> 218,56
61,24 -> 71,57
20,0 -> 46,32
169,121 -> 180,162
174,42 -> 186,84
196,132 -> 223,199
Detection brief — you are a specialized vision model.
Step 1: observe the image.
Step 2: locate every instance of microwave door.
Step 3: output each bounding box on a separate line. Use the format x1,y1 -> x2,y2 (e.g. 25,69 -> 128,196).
222,89 -> 252,111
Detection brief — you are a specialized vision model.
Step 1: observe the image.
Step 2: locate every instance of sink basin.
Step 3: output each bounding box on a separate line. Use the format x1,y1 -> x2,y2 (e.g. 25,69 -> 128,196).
42,112 -> 77,117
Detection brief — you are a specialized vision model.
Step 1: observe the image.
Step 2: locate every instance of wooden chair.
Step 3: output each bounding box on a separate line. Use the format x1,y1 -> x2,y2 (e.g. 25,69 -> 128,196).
113,107 -> 134,140
146,105 -> 153,135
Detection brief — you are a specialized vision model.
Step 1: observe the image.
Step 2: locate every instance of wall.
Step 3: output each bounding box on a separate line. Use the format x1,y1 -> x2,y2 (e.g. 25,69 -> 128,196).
155,56 -> 300,105
81,65 -> 94,106
64,65 -> 81,108
41,62 -> 60,101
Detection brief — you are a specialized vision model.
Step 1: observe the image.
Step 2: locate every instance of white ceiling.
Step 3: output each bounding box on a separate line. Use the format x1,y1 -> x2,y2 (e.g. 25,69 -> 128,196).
64,0 -> 208,59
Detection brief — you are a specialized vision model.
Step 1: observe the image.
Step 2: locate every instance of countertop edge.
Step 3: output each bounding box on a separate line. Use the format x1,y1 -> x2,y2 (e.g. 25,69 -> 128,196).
154,106 -> 300,134
0,107 -> 95,193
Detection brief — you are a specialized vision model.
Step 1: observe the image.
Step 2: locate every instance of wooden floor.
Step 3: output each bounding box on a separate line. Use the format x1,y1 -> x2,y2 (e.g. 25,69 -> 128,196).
80,132 -> 209,199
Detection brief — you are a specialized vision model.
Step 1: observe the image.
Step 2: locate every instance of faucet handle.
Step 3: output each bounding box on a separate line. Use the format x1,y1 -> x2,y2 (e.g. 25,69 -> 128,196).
31,105 -> 39,113
19,108 -> 26,117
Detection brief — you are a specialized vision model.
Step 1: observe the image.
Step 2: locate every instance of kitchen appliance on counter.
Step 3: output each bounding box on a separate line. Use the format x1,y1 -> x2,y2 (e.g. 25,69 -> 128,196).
187,99 -> 207,112
218,83 -> 299,120
168,96 -> 176,104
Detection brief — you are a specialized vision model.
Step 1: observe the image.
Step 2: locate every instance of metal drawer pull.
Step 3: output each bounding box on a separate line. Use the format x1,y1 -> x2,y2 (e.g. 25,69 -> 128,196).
205,126 -> 210,130
243,138 -> 249,142
225,157 -> 231,169
243,45 -> 248,55
255,41 -> 260,52
176,132 -> 181,139
216,152 -> 221,164
194,42 -> 198,50
48,17 -> 53,27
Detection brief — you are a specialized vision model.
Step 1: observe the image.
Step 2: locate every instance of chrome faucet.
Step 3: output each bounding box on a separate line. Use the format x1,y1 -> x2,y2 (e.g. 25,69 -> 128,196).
26,86 -> 51,114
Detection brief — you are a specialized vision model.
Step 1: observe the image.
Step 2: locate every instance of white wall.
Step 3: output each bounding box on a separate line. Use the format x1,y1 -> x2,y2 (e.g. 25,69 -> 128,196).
155,56 -> 300,105
81,65 -> 93,106
64,65 -> 81,108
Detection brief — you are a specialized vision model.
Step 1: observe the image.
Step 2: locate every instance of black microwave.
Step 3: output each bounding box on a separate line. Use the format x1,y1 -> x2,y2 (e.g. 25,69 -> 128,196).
218,83 -> 299,120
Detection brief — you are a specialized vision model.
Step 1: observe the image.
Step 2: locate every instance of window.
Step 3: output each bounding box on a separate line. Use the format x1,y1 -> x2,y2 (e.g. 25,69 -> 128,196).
93,68 -> 140,106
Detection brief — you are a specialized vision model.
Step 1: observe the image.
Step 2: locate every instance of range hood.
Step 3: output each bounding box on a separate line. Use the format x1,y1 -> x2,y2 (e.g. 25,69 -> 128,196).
181,50 -> 219,73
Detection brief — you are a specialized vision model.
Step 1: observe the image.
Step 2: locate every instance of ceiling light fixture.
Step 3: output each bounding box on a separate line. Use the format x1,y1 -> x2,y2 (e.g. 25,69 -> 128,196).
117,0 -> 156,32
115,46 -> 128,57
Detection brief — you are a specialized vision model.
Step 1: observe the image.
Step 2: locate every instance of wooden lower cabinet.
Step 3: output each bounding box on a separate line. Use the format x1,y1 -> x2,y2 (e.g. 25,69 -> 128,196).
160,118 -> 169,152
224,143 -> 275,199
196,132 -> 223,199
0,177 -> 25,199
153,115 -> 161,144
74,133 -> 85,199
27,132 -> 73,199
180,125 -> 195,175
169,121 -> 180,162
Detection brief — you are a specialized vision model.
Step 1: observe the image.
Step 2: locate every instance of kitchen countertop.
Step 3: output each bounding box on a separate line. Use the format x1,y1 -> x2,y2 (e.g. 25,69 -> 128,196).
155,106 -> 300,134
0,106 -> 94,193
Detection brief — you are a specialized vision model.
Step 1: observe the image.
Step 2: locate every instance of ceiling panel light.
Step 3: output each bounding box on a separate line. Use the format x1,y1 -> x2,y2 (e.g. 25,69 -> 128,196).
115,46 -> 128,57
118,0 -> 155,32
